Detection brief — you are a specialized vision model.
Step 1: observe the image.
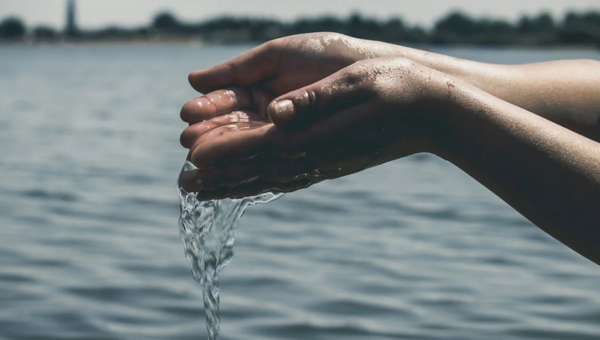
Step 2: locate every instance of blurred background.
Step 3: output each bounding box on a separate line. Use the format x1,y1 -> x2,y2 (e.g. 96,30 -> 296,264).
1,1 -> 599,340
1,0 -> 600,45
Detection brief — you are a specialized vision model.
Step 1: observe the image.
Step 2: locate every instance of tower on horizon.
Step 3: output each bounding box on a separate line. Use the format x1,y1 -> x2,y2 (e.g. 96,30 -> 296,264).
65,0 -> 78,36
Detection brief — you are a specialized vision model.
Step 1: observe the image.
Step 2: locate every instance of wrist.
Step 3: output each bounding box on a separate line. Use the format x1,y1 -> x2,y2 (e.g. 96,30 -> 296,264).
417,75 -> 475,159
426,76 -> 500,164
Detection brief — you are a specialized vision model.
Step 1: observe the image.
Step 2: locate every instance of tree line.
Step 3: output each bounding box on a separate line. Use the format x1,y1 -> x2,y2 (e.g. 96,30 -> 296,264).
1,9 -> 599,46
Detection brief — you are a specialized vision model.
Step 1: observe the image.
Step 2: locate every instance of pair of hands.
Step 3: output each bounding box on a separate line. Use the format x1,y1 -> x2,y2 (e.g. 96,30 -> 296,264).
179,33 -> 455,199
180,34 -> 600,265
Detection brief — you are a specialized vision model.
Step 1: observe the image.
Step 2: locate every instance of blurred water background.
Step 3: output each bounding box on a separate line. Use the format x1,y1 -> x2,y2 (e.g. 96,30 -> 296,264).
1,44 -> 599,340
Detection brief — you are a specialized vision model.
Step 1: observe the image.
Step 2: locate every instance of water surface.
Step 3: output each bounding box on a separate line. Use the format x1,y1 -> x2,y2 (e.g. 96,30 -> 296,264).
0,44 -> 599,340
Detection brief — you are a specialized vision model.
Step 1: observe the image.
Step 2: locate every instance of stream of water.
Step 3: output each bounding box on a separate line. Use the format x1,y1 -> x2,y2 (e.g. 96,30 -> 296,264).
177,161 -> 282,340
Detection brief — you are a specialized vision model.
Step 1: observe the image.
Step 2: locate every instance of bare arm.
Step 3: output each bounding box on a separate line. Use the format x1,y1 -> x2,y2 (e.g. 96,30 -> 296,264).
434,77 -> 600,265
366,41 -> 600,141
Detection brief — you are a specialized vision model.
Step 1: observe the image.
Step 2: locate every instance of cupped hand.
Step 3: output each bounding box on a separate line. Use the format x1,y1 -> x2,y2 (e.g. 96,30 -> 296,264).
180,57 -> 453,199
187,32 -> 402,97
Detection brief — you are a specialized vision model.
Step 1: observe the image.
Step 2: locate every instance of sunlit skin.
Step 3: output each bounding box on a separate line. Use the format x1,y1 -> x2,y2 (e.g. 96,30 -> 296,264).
179,33 -> 600,265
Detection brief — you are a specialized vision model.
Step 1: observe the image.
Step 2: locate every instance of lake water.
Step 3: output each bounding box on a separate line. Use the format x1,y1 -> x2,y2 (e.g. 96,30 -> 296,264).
0,43 -> 599,340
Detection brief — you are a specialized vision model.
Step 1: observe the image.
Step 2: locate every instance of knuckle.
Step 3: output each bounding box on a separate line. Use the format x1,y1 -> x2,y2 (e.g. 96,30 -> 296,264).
227,62 -> 241,83
262,39 -> 277,52
305,89 -> 319,111
323,32 -> 343,41
392,57 -> 415,73
295,88 -> 320,113
180,124 -> 208,149
340,69 -> 364,88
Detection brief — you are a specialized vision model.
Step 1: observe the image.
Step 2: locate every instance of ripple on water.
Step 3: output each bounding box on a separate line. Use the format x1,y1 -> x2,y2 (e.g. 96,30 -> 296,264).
21,188 -> 80,202
67,285 -> 191,303
506,328 -> 600,340
251,320 -> 431,340
309,298 -> 406,317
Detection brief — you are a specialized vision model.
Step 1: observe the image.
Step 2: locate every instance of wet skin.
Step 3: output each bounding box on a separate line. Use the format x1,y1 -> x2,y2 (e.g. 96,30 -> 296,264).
180,33 -> 600,265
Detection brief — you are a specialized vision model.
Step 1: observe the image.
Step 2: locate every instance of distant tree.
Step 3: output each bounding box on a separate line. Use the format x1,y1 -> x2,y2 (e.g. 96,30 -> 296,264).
534,12 -> 556,32
347,12 -> 383,39
246,18 -> 283,41
0,16 -> 26,39
152,12 -> 181,33
435,12 -> 476,36
477,19 -> 514,44
558,11 -> 600,45
432,11 -> 518,45
403,26 -> 429,44
310,16 -> 345,33
33,25 -> 57,40
433,11 -> 480,43
516,15 -> 533,33
346,12 -> 365,37
379,18 -> 407,42
517,12 -> 555,33
515,12 -> 556,44
288,16 -> 347,35
12,7 -> 600,47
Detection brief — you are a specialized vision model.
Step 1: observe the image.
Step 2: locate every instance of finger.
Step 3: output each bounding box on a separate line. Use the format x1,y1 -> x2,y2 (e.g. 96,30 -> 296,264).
180,129 -> 387,198
190,123 -> 279,166
179,146 -> 375,199
185,141 -> 375,193
267,67 -> 370,128
180,110 -> 261,149
178,162 -> 317,199
177,160 -> 285,193
180,87 -> 252,124
196,157 -> 319,190
188,99 -> 383,165
188,42 -> 279,94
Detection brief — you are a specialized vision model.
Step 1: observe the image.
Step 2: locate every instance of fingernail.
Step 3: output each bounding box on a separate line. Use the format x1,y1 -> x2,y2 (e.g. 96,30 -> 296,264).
196,97 -> 210,108
270,99 -> 294,124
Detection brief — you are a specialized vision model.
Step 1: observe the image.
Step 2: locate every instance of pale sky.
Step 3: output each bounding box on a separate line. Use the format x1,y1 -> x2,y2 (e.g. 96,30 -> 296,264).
1,0 -> 599,29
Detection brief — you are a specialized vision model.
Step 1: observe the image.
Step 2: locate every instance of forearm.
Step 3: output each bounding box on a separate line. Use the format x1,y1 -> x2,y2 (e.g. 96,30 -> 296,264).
432,80 -> 600,265
365,40 -> 600,140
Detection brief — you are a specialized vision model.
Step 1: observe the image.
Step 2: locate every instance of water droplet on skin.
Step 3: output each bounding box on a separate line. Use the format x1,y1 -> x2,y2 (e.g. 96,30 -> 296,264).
279,151 -> 307,160
239,175 -> 259,185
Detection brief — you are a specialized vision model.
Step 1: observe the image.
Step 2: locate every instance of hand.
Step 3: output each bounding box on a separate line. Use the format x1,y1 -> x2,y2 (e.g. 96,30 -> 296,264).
180,57 -> 452,199
187,32 -> 402,97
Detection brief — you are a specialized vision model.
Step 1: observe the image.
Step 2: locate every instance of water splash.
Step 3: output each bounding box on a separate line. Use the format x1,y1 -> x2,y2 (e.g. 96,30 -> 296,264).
177,161 -> 282,340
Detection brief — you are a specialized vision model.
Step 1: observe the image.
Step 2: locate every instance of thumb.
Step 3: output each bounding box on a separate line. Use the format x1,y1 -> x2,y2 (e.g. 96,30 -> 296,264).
267,70 -> 366,129
188,42 -> 278,94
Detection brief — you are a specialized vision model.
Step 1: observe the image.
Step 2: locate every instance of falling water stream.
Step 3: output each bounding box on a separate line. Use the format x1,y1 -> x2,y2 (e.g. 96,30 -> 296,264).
177,161 -> 282,340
